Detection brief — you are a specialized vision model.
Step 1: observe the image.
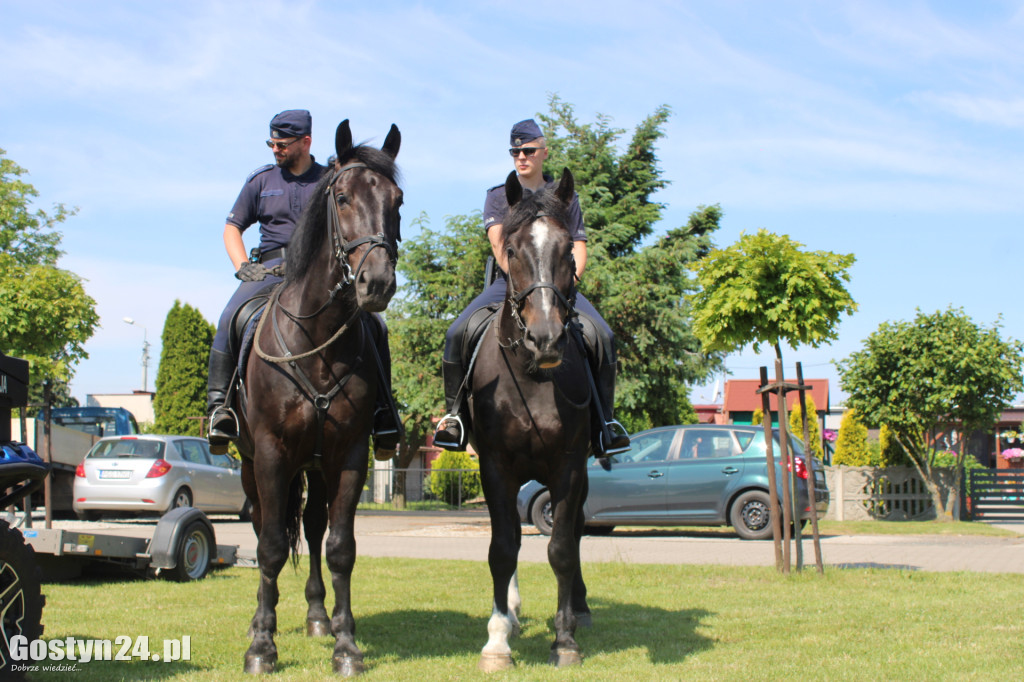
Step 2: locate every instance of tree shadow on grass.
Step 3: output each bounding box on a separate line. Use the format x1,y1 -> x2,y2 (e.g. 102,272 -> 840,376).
354,598 -> 714,669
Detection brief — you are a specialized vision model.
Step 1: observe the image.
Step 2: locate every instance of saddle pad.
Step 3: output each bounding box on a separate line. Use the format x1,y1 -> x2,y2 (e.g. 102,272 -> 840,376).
238,308 -> 265,376
460,304 -> 501,367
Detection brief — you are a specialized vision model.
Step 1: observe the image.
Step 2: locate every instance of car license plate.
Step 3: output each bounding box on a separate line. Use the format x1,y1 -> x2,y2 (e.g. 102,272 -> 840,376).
99,470 -> 132,480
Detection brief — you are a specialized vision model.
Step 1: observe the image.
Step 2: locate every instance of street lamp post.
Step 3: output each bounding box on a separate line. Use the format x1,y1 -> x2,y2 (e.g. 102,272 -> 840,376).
123,317 -> 150,392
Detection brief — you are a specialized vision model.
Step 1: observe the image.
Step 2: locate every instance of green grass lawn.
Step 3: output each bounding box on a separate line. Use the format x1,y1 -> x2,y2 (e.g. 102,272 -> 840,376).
30,554 -> 1023,681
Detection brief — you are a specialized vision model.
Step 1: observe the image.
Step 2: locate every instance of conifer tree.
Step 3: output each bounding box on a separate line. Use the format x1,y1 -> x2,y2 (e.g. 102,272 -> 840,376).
153,301 -> 214,435
832,408 -> 870,466
788,393 -> 824,460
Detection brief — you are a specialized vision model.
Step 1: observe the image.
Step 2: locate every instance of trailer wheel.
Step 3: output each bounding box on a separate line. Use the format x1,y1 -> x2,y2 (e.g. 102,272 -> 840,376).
168,520 -> 213,582
0,520 -> 45,678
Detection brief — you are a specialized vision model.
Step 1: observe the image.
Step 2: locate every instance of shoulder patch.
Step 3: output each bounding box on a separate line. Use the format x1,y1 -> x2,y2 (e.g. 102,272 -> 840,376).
486,183 -> 505,193
246,164 -> 275,183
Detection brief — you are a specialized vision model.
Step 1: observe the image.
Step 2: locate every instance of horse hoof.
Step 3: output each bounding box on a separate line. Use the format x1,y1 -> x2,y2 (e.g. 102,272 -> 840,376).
478,652 -> 515,672
575,611 -> 593,628
333,654 -> 366,677
549,647 -> 583,667
243,654 -> 276,675
307,619 -> 332,637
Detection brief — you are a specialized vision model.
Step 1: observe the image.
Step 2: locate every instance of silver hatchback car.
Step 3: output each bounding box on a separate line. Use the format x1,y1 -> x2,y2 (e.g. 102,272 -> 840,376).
73,435 -> 250,521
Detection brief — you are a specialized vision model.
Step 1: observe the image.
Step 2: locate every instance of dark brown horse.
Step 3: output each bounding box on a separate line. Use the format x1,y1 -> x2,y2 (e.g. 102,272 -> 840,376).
469,169 -> 592,670
233,120 -> 402,676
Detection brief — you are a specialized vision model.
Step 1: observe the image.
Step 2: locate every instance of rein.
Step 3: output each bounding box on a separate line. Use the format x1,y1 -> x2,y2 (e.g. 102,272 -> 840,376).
250,160 -> 394,463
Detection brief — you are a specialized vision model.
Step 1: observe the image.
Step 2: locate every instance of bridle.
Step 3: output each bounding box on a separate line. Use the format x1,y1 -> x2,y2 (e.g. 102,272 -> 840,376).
502,214 -> 578,349
256,161 -> 398,360
252,160 -> 399,464
324,162 -> 398,289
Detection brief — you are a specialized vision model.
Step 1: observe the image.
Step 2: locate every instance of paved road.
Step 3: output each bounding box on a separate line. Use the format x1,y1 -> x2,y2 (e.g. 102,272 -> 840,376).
49,512 -> 1024,574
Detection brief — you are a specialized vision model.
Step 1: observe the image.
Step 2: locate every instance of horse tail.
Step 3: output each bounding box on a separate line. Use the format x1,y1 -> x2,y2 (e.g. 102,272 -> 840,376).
286,472 -> 306,569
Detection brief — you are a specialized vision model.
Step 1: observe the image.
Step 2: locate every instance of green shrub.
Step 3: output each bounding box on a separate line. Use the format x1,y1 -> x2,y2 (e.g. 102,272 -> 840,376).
832,408 -> 870,466
878,424 -> 910,466
788,393 -> 824,460
429,450 -> 482,505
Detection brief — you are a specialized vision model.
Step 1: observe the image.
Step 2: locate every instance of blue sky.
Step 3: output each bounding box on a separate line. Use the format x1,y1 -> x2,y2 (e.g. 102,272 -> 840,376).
3,0 -> 1023,411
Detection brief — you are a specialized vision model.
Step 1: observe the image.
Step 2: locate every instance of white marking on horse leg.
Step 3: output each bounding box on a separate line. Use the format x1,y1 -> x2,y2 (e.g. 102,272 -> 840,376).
508,569 -> 522,619
481,604 -> 515,657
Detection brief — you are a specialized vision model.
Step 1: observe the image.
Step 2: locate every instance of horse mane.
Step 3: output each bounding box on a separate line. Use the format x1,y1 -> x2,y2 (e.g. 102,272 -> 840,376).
500,186 -> 573,248
286,144 -> 401,281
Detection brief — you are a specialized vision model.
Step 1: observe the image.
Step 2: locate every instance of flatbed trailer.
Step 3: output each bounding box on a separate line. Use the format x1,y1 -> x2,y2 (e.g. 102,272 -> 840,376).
14,506 -> 239,582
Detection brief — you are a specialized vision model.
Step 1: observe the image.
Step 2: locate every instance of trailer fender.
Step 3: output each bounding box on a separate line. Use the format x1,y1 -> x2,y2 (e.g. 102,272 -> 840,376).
149,507 -> 216,572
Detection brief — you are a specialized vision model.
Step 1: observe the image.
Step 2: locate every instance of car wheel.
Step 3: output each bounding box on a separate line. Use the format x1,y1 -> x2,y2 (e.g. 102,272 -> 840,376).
167,520 -> 214,582
530,490 -> 553,536
0,520 -> 46,678
585,525 -> 614,536
75,510 -> 101,522
171,487 -> 193,510
731,490 -> 773,541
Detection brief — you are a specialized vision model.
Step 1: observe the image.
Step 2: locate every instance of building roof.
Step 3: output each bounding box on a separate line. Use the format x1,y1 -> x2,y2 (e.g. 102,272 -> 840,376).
722,379 -> 830,414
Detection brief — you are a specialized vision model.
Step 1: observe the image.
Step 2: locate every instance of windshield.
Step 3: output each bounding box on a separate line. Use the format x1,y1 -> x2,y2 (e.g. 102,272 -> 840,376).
87,439 -> 164,460
740,430 -> 807,458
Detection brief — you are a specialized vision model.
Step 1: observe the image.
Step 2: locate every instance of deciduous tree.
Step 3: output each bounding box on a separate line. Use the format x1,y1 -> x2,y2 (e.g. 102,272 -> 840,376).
0,150 -> 97,404
536,96 -> 722,429
689,228 -> 857,364
0,148 -> 70,267
388,213 -> 491,505
837,307 -> 1024,518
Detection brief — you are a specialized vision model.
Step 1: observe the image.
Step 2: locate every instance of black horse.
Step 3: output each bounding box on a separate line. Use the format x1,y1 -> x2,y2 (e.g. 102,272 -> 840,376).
469,169 -> 592,670
233,120 -> 402,676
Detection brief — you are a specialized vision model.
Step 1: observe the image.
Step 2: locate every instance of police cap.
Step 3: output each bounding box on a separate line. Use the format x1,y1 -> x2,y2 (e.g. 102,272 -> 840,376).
270,109 -> 312,139
510,119 -> 543,147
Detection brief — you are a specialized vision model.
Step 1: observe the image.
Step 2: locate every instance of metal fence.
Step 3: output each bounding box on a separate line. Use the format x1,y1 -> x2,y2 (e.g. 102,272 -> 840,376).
964,470 -> 1024,522
359,466 -> 483,510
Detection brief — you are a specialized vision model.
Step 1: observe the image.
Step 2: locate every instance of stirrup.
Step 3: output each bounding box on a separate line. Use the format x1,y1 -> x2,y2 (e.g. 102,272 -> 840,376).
598,420 -> 631,457
433,414 -> 466,451
208,405 -> 239,442
372,408 -> 401,455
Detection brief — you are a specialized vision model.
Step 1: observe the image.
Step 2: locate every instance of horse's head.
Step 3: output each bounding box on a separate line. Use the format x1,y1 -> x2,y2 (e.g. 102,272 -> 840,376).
309,119 -> 403,312
502,168 -> 578,370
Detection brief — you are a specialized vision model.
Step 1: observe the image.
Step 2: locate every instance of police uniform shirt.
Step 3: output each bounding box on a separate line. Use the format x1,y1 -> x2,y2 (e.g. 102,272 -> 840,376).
226,160 -> 326,251
482,174 -> 587,242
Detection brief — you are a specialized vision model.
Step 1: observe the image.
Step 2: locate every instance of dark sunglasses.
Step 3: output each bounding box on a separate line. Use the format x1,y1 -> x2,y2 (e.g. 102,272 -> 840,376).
508,147 -> 545,157
266,138 -> 301,151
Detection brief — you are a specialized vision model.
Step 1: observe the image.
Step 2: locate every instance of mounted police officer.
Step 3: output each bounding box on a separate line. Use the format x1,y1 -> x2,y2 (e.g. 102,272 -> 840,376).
433,119 -> 630,457
207,110 -> 400,453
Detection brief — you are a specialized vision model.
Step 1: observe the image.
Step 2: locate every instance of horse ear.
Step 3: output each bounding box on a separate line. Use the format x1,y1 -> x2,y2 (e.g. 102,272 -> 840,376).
505,171 -> 522,207
382,124 -> 401,159
335,120 -> 353,159
556,168 -> 575,205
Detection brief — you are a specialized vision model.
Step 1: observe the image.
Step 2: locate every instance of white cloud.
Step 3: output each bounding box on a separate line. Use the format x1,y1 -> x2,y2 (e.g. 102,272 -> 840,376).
911,92 -> 1024,129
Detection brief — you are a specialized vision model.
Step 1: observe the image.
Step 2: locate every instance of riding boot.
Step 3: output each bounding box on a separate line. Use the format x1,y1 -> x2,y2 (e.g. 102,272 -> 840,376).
433,360 -> 468,451
367,315 -> 402,457
207,348 -> 238,450
593,360 -> 631,458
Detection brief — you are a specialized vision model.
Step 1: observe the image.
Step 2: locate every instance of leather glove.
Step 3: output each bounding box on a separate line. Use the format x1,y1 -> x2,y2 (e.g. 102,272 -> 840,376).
235,262 -> 269,282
